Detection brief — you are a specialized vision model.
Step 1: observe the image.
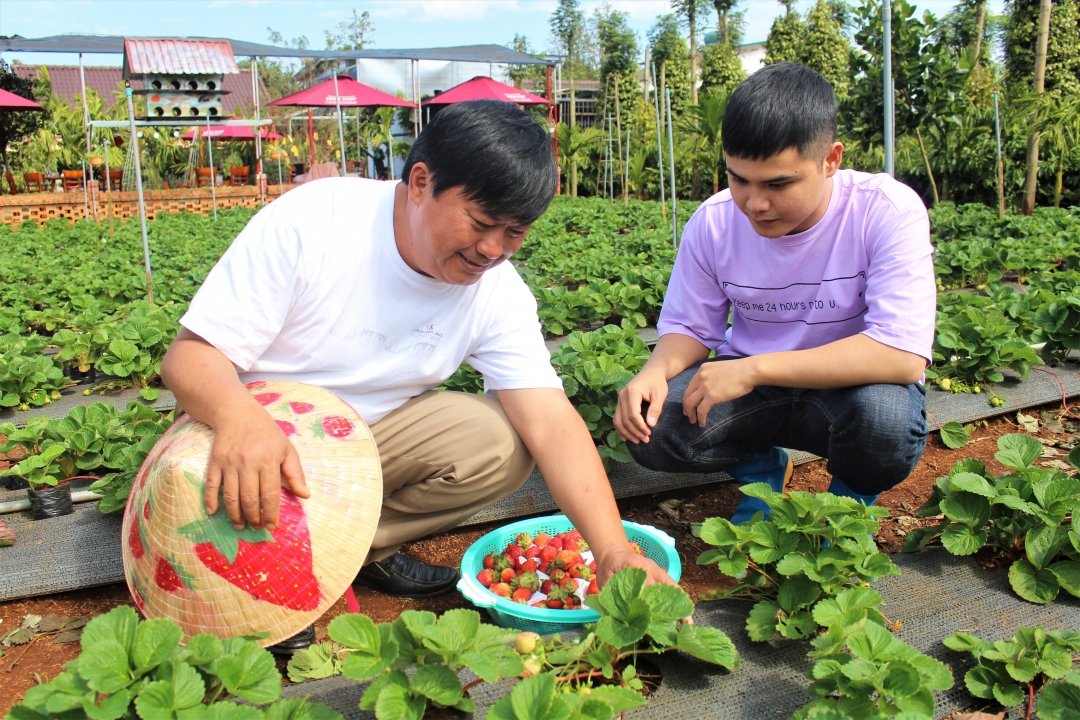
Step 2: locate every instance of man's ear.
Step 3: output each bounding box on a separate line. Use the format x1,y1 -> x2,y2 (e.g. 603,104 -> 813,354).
823,142 -> 844,178
407,162 -> 431,206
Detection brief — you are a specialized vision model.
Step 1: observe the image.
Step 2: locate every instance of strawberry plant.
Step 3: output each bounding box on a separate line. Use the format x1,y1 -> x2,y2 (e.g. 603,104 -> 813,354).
0,416 -> 78,488
903,434 -> 1080,605
927,302 -> 1040,386
944,627 -> 1080,712
4,605 -> 341,720
550,325 -> 651,467
696,484 -> 899,641
1039,671 -> 1080,720
793,616 -> 954,719
1031,295 -> 1080,366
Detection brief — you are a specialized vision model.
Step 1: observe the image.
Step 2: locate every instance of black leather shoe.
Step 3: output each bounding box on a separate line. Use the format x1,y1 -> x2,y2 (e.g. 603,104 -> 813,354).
354,553 -> 460,598
268,624 -> 315,657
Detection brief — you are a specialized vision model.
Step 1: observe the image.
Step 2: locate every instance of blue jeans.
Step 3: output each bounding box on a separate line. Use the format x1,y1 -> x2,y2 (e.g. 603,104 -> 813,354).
627,360 -> 928,496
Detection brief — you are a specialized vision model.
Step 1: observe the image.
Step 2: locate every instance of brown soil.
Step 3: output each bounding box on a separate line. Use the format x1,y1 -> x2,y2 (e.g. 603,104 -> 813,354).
3,402 -> 1077,711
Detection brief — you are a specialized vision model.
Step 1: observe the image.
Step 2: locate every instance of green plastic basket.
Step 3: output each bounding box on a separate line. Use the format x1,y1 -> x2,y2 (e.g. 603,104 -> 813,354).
457,514 -> 682,634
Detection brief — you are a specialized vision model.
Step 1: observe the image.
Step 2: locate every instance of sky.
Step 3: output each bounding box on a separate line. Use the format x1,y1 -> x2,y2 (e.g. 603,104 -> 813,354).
0,0 -> 1006,68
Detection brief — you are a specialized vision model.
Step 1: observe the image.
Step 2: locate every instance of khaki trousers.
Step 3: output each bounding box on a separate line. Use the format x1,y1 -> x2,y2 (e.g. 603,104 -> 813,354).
364,390 -> 535,563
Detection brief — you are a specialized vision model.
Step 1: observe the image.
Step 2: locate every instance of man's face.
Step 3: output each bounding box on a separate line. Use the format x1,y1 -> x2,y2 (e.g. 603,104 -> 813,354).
404,164 -> 531,286
725,142 -> 843,238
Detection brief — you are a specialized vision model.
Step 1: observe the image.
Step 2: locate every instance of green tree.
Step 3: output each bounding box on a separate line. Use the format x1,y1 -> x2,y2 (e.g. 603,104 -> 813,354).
700,42 -> 746,97
672,0 -> 711,104
678,90 -> 731,193
800,0 -> 852,97
0,59 -> 47,174
765,2 -> 805,65
324,8 -> 375,50
265,28 -> 315,97
1005,0 -> 1080,99
551,0 -> 587,196
596,7 -> 641,117
507,35 -> 548,89
650,14 -> 692,116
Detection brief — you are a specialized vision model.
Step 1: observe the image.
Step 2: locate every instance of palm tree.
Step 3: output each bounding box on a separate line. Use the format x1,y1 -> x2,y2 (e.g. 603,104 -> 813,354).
556,122 -> 602,194
1018,93 -> 1080,208
677,91 -> 730,194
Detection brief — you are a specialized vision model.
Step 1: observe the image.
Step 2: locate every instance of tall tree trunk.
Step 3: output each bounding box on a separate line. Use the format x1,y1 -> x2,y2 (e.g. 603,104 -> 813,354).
570,54 -> 578,198
972,0 -> 987,64
689,5 -> 698,105
615,75 -> 627,205
1021,0 -> 1053,215
915,127 -> 940,205
1055,157 -> 1063,208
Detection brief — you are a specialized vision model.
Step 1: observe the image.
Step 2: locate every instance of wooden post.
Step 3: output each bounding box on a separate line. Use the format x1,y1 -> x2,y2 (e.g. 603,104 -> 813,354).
1021,0 -> 1053,215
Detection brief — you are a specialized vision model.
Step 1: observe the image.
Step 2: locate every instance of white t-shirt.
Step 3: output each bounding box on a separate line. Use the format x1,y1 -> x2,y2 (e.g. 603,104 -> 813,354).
181,178 -> 563,424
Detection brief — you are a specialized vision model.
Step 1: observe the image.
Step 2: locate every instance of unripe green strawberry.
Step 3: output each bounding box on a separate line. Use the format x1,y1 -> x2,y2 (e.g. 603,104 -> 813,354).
512,571 -> 539,592
522,657 -> 543,677
515,631 -> 541,655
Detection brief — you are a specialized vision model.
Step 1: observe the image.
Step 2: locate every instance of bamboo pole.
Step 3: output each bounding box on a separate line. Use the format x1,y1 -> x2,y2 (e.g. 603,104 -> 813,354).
651,61 -> 666,220
994,92 -> 1005,219
125,88 -> 154,304
666,88 -> 677,247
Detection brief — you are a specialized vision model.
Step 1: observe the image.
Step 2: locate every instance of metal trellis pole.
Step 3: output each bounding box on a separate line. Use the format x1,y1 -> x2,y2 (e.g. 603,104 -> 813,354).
651,61 -> 665,215
206,115 -> 218,221
125,88 -> 154,304
666,88 -> 677,248
994,92 -> 1005,219
883,0 -> 895,177
332,71 -> 348,173
624,128 -> 631,206
104,139 -> 114,238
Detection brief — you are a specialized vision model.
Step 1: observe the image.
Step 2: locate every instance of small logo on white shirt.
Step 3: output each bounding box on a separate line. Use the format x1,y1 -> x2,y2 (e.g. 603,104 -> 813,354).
410,324 -> 444,342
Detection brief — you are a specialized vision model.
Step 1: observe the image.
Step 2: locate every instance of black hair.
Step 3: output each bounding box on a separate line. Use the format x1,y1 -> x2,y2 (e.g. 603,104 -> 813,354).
401,100 -> 557,225
721,63 -> 837,161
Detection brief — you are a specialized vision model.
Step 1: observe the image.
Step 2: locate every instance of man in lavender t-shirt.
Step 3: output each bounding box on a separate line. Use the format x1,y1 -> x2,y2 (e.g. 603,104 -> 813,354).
614,63 -> 935,523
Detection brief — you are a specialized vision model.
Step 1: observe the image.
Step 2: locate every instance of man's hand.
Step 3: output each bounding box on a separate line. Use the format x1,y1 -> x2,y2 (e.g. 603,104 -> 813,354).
614,367 -> 669,444
683,358 -> 758,426
204,400 -> 310,531
593,542 -> 679,589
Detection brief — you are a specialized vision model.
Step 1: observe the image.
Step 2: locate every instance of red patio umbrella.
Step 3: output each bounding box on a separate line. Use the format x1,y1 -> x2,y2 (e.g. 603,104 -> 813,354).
0,87 -> 43,111
179,125 -> 283,141
269,75 -> 411,174
422,76 -> 548,106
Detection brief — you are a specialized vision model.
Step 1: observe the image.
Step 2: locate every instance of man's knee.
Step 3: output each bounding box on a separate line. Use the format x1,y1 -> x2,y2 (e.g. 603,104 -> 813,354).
831,384 -> 927,492
465,394 -> 534,491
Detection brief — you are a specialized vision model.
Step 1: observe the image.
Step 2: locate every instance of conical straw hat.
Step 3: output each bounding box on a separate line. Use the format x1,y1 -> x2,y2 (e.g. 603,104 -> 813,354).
121,380 -> 382,646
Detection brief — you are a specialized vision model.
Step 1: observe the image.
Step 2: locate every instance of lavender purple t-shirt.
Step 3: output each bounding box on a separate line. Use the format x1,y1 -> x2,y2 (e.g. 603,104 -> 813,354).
657,169 -> 936,363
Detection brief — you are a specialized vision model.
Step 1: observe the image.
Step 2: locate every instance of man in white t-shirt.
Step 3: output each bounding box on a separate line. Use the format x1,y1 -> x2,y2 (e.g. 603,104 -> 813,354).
162,101 -> 676,653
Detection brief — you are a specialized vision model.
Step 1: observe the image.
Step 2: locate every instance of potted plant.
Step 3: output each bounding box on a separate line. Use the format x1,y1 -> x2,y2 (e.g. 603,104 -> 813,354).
0,418 -> 78,520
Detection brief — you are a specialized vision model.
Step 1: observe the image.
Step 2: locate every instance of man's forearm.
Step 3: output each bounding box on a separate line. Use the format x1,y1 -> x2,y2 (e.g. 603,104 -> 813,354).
497,389 -> 630,559
642,333 -> 712,380
160,329 -> 260,428
747,334 -> 926,389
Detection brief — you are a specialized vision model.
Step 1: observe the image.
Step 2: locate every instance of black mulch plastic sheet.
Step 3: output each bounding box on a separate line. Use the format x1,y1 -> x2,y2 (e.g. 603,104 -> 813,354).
280,550 -> 1080,720
2,363 -> 1079,601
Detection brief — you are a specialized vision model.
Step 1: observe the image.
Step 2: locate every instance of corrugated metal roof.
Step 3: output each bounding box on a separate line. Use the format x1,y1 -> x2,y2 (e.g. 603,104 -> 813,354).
123,38 -> 239,76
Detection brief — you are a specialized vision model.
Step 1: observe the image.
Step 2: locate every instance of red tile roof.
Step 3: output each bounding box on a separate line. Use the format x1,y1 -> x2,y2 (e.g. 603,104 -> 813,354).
13,64 -> 264,115
123,38 -> 239,76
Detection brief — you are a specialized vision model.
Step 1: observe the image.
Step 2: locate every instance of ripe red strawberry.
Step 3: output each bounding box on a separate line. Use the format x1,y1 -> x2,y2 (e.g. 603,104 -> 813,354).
253,392 -> 281,406
491,583 -> 512,598
545,598 -> 564,609
548,568 -> 568,584
534,532 -> 551,547
586,579 -> 600,596
129,515 -> 145,560
315,416 -> 354,439
491,554 -> 513,573
530,601 -> 546,608
512,588 -> 532,604
548,536 -> 565,550
500,568 -> 516,584
512,571 -> 540,592
555,550 -> 581,568
520,559 -> 537,574
574,539 -> 590,553
483,554 -> 496,569
565,529 -> 583,543
539,545 -> 558,564
505,543 -> 524,560
154,556 -> 184,592
276,420 -> 297,437
588,560 -> 597,573
179,489 -> 321,612
558,576 -> 577,592
569,563 -> 593,581
245,381 -> 268,389
563,595 -> 580,610
538,561 -> 551,574
289,402 -> 315,414
477,569 -> 495,586
540,580 -> 555,594
525,545 -> 542,560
